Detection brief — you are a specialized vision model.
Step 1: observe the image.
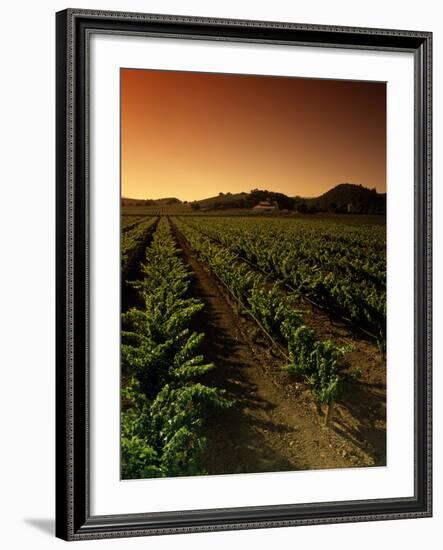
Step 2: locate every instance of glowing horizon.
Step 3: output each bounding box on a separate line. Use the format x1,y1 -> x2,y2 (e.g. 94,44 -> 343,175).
121,69 -> 386,202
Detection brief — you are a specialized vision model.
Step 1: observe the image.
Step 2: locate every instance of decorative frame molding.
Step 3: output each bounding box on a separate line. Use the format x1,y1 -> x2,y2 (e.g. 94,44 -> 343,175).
55,8 -> 432,541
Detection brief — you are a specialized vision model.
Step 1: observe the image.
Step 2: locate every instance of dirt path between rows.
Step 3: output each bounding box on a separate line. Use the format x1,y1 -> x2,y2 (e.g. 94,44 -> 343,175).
170,219 -> 381,475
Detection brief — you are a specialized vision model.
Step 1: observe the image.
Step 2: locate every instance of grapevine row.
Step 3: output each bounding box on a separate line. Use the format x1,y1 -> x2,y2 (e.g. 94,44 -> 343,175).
121,217 -> 230,479
178,216 -> 386,342
122,215 -> 145,231
121,216 -> 158,275
172,217 -> 353,410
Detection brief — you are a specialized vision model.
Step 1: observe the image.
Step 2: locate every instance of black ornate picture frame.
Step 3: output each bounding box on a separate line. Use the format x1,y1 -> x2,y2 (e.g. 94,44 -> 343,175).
55,8 -> 432,541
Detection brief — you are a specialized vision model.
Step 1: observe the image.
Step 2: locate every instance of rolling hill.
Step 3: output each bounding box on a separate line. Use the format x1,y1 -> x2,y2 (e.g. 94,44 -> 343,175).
303,183 -> 386,214
122,183 -> 386,215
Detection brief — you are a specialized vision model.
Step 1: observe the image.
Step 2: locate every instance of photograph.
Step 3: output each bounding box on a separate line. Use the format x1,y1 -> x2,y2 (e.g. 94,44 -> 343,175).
53,6 -> 432,541
0,0 -> 437,544
119,68 -> 387,480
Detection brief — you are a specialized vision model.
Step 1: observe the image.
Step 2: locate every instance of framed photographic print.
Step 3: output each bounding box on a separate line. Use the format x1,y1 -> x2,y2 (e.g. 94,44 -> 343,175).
55,9 -> 432,541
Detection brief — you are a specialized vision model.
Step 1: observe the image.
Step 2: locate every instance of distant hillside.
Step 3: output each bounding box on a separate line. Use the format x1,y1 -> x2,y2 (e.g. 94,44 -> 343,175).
191,185 -> 385,214
302,183 -> 386,214
122,197 -> 181,207
191,189 -> 295,211
122,183 -> 386,215
191,192 -> 249,211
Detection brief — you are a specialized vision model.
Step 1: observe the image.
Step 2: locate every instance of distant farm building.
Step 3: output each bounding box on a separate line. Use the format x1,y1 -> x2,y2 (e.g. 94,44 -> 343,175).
253,200 -> 278,212
347,203 -> 355,213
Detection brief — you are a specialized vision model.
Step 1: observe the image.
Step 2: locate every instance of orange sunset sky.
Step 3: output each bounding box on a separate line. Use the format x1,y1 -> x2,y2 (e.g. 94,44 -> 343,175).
121,69 -> 386,202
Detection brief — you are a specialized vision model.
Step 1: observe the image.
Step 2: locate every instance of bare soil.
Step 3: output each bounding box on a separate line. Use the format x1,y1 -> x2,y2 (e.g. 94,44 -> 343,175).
171,220 -> 386,475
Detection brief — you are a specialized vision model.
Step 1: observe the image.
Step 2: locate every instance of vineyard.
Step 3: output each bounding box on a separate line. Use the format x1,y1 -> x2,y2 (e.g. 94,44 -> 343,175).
121,216 -> 158,276
121,213 -> 386,478
121,218 -> 230,478
176,217 -> 386,343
